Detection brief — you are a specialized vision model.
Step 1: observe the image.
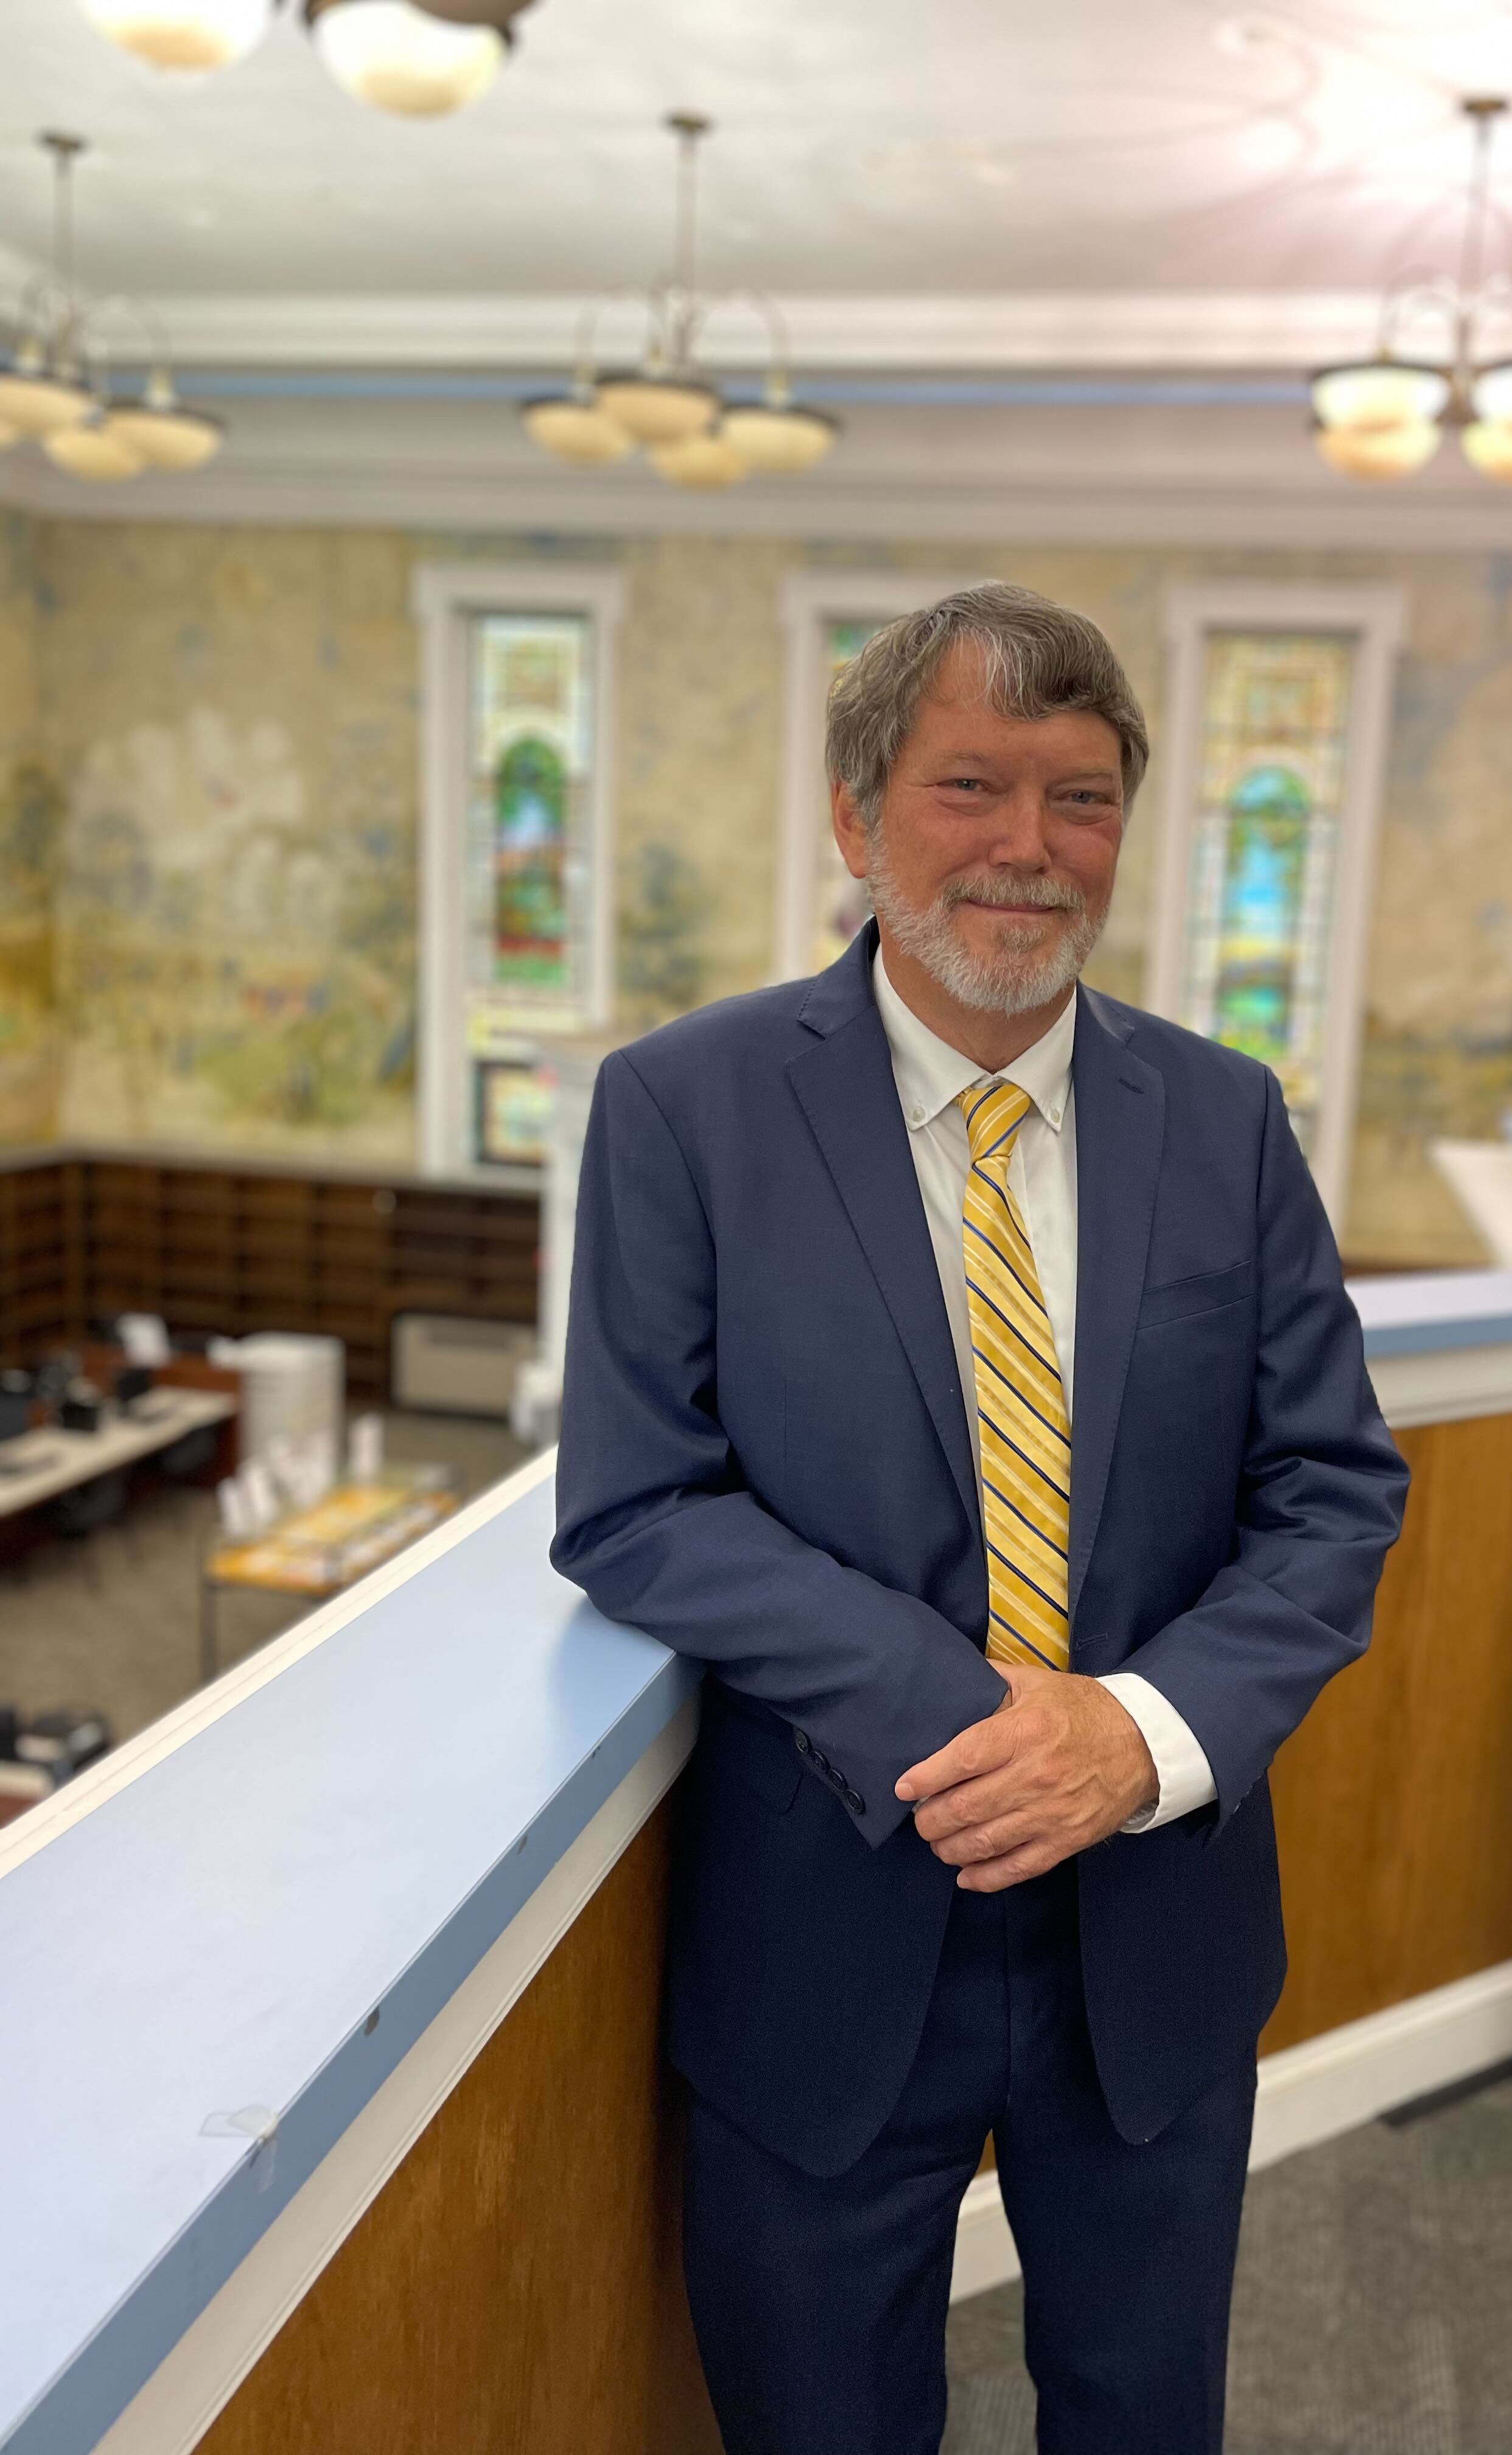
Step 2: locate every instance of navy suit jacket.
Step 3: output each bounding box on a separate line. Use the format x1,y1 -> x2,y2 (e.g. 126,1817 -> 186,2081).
552,922 -> 1409,2174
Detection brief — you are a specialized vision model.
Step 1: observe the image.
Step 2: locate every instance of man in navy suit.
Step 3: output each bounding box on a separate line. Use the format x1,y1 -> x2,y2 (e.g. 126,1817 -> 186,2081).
552,583 -> 1408,2454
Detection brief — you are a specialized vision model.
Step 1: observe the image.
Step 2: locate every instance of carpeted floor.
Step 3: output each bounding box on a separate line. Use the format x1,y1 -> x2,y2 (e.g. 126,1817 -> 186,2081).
943,2071 -> 1512,2453
0,1408 -> 527,1743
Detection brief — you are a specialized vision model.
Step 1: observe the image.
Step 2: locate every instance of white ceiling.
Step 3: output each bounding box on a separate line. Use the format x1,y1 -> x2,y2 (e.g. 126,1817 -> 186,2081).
3,0 -> 1512,364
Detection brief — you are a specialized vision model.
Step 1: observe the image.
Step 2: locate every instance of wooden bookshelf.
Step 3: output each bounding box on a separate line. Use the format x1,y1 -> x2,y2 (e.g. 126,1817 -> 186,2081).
0,1154 -> 539,1402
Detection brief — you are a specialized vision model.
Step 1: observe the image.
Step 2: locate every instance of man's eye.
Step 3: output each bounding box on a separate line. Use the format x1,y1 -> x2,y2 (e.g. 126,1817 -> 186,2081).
945,777 -> 986,792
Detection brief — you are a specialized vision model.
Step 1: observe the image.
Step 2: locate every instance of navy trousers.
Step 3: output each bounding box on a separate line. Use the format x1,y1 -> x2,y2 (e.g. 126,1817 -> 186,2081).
684,1863 -> 1256,2455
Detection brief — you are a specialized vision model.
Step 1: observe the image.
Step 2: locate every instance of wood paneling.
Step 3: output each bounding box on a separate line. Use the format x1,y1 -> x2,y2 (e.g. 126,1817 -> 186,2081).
1263,1413 -> 1512,2051
200,1803 -> 721,2455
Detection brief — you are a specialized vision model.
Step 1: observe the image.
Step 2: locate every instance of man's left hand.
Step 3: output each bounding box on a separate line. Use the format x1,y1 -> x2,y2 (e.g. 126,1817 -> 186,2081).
895,1663 -> 1159,1891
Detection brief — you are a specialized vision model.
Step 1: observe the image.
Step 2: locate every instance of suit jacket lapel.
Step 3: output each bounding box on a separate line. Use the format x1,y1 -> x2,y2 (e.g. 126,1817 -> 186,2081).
787,934 -> 981,1544
1069,991 -> 1165,1634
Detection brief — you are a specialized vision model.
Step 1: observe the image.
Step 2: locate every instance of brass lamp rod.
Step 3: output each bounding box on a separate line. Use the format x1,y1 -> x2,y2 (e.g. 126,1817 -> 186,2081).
1456,98 -> 1507,367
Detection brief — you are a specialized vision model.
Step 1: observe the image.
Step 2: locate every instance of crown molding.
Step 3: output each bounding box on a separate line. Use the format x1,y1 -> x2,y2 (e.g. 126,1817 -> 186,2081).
5,446 -> 1510,554
59,289 -> 1385,373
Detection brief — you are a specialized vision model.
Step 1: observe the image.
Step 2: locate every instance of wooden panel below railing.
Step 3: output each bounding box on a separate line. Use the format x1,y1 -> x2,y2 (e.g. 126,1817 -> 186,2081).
185,1417 -> 1512,2434
200,1800 -> 721,2455
1262,1411 -> 1512,2051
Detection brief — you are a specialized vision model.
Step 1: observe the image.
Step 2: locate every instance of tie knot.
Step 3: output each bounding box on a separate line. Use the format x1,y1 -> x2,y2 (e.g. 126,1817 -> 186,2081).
957,1081 -> 1033,1166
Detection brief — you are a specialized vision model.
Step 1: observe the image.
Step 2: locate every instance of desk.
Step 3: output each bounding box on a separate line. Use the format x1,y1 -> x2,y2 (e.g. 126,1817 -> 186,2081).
199,1470 -> 460,1682
0,1389 -> 237,1523
4,1274 -> 1512,2455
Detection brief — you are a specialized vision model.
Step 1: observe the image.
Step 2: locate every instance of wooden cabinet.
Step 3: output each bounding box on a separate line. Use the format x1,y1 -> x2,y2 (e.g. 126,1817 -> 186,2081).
0,1154 -> 539,1401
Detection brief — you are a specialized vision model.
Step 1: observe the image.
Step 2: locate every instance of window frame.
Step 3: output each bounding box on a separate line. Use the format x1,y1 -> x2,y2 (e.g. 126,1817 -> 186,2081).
1145,580 -> 1407,1232
412,561 -> 625,1179
774,569 -> 989,982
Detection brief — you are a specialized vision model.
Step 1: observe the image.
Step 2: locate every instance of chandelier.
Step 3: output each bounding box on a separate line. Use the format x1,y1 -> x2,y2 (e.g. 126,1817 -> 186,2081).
1311,96 -> 1512,484
522,114 -> 841,493
0,134 -> 223,485
78,0 -> 534,118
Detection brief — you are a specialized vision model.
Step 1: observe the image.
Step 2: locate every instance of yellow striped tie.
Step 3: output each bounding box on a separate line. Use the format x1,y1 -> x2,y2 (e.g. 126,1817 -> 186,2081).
957,1083 -> 1071,1673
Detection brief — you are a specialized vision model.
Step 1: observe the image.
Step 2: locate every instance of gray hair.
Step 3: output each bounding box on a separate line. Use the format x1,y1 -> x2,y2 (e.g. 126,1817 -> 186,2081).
824,581 -> 1149,827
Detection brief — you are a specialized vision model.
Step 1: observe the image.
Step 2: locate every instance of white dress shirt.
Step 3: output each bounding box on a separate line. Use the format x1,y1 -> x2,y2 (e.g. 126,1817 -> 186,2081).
872,949 -> 1217,1833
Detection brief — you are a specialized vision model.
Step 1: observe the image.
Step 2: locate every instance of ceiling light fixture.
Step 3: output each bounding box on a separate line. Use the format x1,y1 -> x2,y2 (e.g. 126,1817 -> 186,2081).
523,114 -> 841,493
79,0 -> 276,71
1311,97 -> 1512,485
304,0 -> 531,117
0,134 -> 225,488
78,0 -> 535,116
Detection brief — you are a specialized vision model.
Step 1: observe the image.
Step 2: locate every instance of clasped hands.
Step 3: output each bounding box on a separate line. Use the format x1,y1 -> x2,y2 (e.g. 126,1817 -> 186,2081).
895,1663 -> 1159,1892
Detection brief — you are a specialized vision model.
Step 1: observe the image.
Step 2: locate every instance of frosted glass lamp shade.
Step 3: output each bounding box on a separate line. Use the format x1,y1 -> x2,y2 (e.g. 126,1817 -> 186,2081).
1312,418 -> 1443,480
719,401 -> 839,472
1311,360 -> 1450,430
595,373 -> 719,445
108,401 -> 224,469
0,363 -> 93,436
79,0 -> 275,70
1461,421 -> 1512,482
310,1 -> 505,115
1471,361 -> 1512,424
43,418 -> 148,481
649,429 -> 752,490
521,396 -> 635,466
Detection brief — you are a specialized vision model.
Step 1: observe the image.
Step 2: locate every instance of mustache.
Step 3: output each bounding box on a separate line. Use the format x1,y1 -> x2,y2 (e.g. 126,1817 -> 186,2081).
936,873 -> 1087,916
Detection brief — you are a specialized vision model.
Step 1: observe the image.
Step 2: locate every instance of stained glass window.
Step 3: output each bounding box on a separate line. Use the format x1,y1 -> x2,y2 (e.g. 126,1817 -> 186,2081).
1180,630 -> 1356,1153
810,617 -> 886,971
463,611 -> 595,1162
466,613 -> 593,1022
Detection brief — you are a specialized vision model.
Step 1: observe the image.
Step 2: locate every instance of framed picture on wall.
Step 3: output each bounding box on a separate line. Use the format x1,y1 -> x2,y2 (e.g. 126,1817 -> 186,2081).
474,1052 -> 553,1168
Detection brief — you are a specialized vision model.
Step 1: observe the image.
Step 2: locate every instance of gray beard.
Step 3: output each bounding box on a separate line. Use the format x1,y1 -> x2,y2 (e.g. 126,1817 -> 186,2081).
867,841 -> 1106,1016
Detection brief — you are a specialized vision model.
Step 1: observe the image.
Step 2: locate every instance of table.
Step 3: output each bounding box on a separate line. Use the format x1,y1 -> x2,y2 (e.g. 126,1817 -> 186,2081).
0,1389 -> 237,1523
200,1467 -> 460,1684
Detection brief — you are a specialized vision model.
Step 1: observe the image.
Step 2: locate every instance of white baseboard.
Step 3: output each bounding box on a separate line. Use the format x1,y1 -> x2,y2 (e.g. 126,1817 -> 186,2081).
950,1958 -> 1512,2302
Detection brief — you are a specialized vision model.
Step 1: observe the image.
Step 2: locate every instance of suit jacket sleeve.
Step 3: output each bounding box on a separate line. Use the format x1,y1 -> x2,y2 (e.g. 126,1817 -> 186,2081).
550,1050 -> 1009,1846
1111,1066 -> 1410,1827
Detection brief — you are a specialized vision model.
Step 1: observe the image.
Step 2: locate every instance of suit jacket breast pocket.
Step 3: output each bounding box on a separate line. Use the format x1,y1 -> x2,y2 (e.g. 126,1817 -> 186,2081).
1136,1259 -> 1256,1332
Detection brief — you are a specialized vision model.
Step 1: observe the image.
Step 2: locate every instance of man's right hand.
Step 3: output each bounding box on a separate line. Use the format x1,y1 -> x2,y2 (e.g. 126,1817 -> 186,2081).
895,1661 -> 1158,1890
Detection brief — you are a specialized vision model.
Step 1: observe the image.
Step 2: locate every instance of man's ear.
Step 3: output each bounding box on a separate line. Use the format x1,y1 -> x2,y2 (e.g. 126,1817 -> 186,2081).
830,778 -> 872,883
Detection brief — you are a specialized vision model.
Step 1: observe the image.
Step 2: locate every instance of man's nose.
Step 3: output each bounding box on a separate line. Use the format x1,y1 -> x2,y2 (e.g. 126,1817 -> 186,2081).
982,787 -> 1052,866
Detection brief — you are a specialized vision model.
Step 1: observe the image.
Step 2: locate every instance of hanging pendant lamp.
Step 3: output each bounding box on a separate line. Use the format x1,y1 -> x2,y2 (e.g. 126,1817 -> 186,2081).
304,0 -> 531,116
1,135 -> 225,487
79,0 -> 275,71
523,114 -> 841,490
79,0 -> 535,114
1310,97 -> 1512,486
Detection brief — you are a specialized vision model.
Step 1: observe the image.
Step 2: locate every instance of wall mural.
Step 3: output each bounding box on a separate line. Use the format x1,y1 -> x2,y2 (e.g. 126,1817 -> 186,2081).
0,759 -> 61,1146
54,706 -> 415,1157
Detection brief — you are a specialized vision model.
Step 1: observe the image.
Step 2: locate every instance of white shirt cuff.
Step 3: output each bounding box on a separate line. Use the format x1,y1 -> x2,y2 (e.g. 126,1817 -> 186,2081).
1096,1673 -> 1217,1833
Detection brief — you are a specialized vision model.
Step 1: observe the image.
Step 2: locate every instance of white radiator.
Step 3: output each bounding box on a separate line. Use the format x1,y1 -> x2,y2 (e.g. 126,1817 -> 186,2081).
390,1313 -> 533,1418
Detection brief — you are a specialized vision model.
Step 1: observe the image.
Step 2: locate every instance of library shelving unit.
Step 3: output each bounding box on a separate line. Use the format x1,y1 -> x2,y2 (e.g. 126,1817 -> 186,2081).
0,1151 -> 539,1402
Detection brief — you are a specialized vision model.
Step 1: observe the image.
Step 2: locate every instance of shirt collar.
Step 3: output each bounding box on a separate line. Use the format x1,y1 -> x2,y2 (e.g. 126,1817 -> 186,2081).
872,946 -> 1076,1137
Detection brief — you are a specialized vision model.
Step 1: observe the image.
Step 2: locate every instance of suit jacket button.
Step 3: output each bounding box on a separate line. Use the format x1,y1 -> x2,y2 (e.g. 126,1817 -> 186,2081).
812,1749 -> 831,1774
845,1788 -> 865,1815
794,1730 -> 811,1756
